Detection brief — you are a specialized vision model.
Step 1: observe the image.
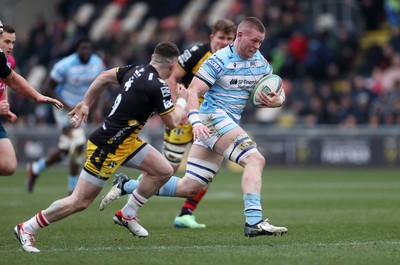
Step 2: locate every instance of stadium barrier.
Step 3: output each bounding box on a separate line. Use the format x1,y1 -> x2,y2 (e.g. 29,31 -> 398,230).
6,124 -> 400,167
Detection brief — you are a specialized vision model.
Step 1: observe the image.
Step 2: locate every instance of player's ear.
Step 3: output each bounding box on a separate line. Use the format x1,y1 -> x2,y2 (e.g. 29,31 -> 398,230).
237,31 -> 243,40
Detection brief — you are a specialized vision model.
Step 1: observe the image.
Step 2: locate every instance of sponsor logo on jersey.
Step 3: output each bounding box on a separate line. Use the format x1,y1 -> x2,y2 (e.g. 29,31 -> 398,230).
179,48 -> 194,65
124,76 -> 134,91
207,58 -> 222,73
160,85 -> 171,97
163,99 -> 174,109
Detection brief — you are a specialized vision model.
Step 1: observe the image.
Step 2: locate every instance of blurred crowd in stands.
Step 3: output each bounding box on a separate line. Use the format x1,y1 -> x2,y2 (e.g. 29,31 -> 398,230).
6,0 -> 400,128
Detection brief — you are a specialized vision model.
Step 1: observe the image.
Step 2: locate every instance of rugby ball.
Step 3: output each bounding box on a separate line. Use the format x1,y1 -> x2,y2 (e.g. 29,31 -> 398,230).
250,74 -> 283,106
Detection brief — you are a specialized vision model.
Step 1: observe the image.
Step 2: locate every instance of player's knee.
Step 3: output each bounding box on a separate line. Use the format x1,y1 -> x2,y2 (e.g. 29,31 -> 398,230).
242,152 -> 265,169
72,198 -> 92,212
252,152 -> 265,167
157,163 -> 175,179
164,165 -> 175,178
0,160 -> 17,176
178,176 -> 204,198
0,166 -> 16,176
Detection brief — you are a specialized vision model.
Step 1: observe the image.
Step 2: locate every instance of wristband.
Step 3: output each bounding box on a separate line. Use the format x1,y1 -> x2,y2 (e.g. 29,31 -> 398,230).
176,97 -> 187,109
187,109 -> 201,127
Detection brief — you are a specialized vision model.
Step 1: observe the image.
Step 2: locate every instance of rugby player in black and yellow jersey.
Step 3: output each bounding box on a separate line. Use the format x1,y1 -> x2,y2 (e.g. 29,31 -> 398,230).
0,20 -> 63,178
14,42 -> 188,252
99,19 -> 237,228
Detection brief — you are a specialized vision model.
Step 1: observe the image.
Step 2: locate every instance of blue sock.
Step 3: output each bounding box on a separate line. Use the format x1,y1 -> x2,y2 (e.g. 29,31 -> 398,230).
36,157 -> 47,174
122,176 -> 179,197
68,175 -> 78,193
243,193 -> 262,225
123,179 -> 139,194
157,176 -> 178,197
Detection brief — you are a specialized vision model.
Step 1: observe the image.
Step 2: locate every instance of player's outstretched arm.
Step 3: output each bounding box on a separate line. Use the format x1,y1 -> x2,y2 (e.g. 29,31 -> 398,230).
69,68 -> 119,127
4,72 -> 63,109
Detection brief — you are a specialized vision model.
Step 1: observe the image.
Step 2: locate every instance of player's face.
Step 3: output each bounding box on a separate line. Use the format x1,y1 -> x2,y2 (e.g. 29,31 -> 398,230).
77,42 -> 94,63
237,28 -> 264,59
210,31 -> 235,53
0,31 -> 16,56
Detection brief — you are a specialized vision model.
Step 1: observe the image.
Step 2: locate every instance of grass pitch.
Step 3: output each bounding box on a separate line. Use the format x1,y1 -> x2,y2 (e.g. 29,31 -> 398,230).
0,166 -> 399,265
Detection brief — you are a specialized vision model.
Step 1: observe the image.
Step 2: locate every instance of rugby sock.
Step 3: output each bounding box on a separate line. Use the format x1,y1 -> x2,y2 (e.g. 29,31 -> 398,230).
123,179 -> 139,194
156,176 -> 178,196
178,188 -> 207,216
23,210 -> 50,234
68,175 -> 78,193
121,190 -> 148,219
243,193 -> 262,225
123,176 -> 179,196
34,157 -> 47,174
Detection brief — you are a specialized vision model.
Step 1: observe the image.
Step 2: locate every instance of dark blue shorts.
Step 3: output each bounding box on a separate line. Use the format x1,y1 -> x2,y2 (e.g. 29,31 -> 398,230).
0,122 -> 8,139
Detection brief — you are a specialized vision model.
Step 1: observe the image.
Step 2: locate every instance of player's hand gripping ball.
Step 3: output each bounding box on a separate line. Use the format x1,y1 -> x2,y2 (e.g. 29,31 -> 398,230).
250,74 -> 283,107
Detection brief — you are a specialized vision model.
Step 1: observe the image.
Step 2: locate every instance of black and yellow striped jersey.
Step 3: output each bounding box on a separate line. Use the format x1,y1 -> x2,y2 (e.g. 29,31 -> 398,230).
89,64 -> 174,152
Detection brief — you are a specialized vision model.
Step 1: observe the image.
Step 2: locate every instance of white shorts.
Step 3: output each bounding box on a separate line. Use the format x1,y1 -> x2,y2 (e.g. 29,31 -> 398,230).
194,109 -> 238,150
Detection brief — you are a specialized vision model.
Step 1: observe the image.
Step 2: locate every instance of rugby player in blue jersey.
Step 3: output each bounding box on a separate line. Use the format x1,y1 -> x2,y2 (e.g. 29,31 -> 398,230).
26,38 -> 106,194
107,17 -> 288,238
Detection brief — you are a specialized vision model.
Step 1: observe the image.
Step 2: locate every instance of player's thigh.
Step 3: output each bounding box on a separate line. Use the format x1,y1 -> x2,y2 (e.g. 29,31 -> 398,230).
183,144 -> 224,186
137,145 -> 173,177
0,138 -> 17,173
187,143 -> 223,164
212,126 -> 248,153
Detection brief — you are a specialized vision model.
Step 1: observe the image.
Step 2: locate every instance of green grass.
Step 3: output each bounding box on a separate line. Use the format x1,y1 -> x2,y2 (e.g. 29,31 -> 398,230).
0,167 -> 399,265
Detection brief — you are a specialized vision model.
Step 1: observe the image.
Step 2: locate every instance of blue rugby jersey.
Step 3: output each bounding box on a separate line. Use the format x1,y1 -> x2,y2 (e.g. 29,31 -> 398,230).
51,53 -> 105,106
195,44 -> 272,123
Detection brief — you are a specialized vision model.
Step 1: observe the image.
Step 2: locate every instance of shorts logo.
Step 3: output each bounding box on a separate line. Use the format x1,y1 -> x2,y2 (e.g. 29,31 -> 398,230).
174,128 -> 184,135
108,161 -> 117,169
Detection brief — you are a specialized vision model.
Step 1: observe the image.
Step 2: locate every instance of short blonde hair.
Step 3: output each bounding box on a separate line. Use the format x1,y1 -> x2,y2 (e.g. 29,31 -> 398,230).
237,17 -> 266,34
